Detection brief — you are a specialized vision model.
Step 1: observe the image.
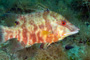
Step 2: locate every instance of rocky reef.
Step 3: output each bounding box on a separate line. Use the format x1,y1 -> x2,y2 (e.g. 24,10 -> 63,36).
0,0 -> 90,60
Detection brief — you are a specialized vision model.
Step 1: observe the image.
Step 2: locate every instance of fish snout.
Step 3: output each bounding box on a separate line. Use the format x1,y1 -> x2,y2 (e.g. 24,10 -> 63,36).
70,25 -> 80,34
64,25 -> 80,36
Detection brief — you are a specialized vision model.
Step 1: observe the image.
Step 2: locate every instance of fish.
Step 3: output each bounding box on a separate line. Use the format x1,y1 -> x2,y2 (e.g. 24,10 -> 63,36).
0,10 -> 79,49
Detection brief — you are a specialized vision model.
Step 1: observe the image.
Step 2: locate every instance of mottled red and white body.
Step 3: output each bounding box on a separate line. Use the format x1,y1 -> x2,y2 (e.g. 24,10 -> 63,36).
0,10 -> 79,48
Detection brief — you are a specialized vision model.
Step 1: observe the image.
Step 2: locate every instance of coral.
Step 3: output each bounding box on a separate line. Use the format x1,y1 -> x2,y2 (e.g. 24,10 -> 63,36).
0,5 -> 5,16
0,0 -> 17,16
83,45 -> 90,60
66,44 -> 86,60
9,0 -> 37,13
12,44 -> 68,60
0,50 -> 9,60
33,45 -> 68,60
16,44 -> 40,60
70,0 -> 90,20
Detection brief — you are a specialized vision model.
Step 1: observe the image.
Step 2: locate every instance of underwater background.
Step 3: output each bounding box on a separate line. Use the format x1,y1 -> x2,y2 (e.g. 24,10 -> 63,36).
0,0 -> 90,60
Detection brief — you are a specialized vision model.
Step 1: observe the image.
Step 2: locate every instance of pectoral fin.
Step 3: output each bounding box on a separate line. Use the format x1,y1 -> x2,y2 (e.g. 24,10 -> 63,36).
40,43 -> 51,49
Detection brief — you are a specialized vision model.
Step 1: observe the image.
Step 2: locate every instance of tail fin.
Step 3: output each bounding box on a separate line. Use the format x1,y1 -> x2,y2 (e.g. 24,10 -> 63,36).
0,26 -> 24,51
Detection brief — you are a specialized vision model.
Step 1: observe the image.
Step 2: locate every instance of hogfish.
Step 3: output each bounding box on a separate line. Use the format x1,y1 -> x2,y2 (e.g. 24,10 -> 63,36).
0,10 -> 79,49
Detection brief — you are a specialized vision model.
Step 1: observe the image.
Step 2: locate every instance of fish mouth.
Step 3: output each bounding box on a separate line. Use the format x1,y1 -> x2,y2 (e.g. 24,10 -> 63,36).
64,28 -> 80,36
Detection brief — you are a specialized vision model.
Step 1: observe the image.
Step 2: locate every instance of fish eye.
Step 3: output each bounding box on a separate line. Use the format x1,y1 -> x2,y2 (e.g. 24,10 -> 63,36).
61,20 -> 66,25
15,21 -> 19,25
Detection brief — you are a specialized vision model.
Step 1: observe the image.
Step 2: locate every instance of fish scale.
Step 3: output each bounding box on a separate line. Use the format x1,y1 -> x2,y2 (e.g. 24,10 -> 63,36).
0,10 -> 79,49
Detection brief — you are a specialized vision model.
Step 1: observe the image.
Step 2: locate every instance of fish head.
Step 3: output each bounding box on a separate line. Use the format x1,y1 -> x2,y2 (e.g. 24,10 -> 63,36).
51,14 -> 80,40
